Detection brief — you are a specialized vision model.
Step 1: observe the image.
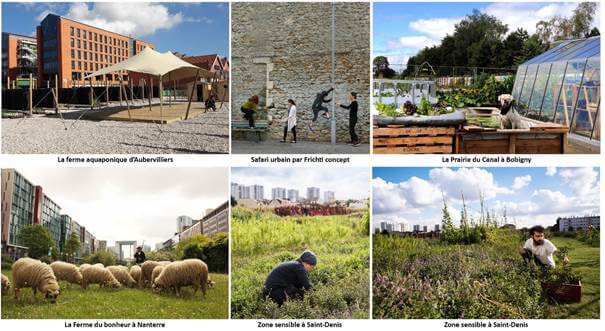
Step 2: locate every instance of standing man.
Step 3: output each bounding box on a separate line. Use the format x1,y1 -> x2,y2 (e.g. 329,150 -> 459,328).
263,250 -> 317,306
520,225 -> 560,269
134,246 -> 146,266
337,92 -> 359,147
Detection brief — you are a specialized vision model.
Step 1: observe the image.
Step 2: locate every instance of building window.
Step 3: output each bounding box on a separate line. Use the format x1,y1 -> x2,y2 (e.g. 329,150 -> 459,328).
94,33 -> 97,41
78,50 -> 81,59
89,42 -> 92,50
71,61 -> 75,70
70,27 -> 74,36
71,49 -> 75,58
83,40 -> 87,49
71,39 -> 74,47
83,52 -> 87,60
77,40 -> 80,48
78,62 -> 81,70
89,31 -> 92,40
95,44 -> 97,52
95,53 -> 98,61
82,30 -> 86,39
84,62 -> 87,70
77,28 -> 80,37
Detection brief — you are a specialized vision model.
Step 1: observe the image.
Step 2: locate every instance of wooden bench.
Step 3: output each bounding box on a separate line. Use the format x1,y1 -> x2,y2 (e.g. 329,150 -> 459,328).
232,120 -> 269,142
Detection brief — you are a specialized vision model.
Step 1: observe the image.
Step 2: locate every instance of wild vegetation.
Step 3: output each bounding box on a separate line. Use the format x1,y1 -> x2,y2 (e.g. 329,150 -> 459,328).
231,207 -> 369,319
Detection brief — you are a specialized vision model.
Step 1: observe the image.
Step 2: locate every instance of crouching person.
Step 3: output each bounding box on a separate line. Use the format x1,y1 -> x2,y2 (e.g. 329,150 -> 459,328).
263,250 -> 317,306
520,225 -> 561,270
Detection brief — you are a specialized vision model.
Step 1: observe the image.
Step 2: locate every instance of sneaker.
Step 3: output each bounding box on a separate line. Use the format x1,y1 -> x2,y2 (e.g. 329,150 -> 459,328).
290,140 -> 296,143
352,142 -> 360,147
280,140 -> 286,143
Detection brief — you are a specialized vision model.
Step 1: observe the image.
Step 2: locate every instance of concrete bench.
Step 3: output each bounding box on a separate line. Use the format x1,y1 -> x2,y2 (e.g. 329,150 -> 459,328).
232,120 -> 269,142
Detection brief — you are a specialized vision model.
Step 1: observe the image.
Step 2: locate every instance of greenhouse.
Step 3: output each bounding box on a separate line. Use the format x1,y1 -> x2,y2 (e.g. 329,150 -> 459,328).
512,36 -> 600,146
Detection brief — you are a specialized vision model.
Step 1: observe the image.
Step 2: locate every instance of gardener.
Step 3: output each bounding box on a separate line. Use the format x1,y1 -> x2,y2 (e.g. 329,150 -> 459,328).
134,246 -> 146,265
263,250 -> 317,306
520,225 -> 558,269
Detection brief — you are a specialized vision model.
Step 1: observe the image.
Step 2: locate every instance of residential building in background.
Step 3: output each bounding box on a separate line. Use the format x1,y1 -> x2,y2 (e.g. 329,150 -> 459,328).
176,215 -> 194,233
287,189 -> 299,202
272,187 -> 287,200
201,201 -> 229,236
323,191 -> 335,203
306,187 -> 320,201
557,215 -> 600,232
0,168 -> 99,259
251,185 -> 264,200
2,32 -> 37,87
36,13 -> 153,88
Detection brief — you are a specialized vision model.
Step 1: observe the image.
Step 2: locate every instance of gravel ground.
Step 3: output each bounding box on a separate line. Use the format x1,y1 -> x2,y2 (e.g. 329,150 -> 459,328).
2,104 -> 229,154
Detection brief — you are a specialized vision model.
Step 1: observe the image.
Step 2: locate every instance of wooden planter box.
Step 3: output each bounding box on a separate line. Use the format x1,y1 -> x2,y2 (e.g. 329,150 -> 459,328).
541,281 -> 582,303
373,125 -> 456,154
456,118 -> 569,154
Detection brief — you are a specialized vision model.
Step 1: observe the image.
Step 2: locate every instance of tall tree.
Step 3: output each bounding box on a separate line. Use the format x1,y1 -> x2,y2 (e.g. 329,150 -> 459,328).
536,2 -> 598,43
18,224 -> 57,259
373,56 -> 396,78
64,232 -> 81,263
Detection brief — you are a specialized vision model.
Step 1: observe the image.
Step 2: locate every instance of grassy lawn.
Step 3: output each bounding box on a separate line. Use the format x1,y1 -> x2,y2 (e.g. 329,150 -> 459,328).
547,237 -> 600,319
1,272 -> 228,319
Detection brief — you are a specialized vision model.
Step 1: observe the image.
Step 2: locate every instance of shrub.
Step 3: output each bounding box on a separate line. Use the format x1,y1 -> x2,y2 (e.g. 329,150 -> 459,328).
84,250 -> 117,266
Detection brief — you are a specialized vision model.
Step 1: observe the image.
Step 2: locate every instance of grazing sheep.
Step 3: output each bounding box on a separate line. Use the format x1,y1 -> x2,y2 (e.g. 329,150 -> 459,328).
129,265 -> 142,287
107,266 -> 136,287
50,261 -> 83,285
152,259 -> 209,298
141,260 -> 170,287
1,273 -> 11,294
151,265 -> 165,286
81,266 -> 121,289
93,263 -> 105,268
12,257 -> 61,303
79,263 -> 92,271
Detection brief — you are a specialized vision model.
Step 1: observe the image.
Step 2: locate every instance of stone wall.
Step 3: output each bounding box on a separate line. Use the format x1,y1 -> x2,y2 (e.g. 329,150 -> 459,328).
232,2 -> 370,143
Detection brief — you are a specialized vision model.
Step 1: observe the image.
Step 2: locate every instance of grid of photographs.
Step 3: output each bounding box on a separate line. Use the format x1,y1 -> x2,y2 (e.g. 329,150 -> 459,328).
0,0 -> 601,328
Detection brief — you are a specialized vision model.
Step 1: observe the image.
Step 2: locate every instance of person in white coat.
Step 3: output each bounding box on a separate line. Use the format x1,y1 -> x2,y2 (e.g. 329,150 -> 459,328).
281,99 -> 297,143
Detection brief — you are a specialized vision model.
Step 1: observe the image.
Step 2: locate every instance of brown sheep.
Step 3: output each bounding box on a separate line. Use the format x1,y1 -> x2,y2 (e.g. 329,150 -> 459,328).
152,259 -> 209,298
1,273 -> 10,294
50,261 -> 83,285
81,266 -> 121,289
129,265 -> 142,287
107,266 -> 136,287
151,265 -> 165,286
12,257 -> 61,303
141,260 -> 170,287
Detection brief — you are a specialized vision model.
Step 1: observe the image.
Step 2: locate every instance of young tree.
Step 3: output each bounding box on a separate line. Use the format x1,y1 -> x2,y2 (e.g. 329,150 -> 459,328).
373,56 -> 396,78
64,232 -> 81,263
18,224 -> 57,259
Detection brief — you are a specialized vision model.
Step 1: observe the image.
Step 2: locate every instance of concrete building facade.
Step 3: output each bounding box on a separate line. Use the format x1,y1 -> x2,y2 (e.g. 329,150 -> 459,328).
201,201 -> 229,236
323,191 -> 335,203
307,187 -> 320,201
287,189 -> 299,202
557,216 -> 600,232
36,13 -> 153,88
231,2 -> 370,143
271,187 -> 287,200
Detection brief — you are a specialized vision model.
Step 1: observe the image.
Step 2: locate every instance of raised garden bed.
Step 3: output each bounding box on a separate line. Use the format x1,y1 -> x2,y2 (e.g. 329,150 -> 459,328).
541,281 -> 582,303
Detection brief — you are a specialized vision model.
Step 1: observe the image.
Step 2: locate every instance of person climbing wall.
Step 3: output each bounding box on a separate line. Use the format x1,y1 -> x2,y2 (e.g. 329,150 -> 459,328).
309,87 -> 334,132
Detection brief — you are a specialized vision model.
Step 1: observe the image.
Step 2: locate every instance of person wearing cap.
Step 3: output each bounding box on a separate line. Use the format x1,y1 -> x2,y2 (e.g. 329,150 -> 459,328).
134,246 -> 146,265
336,92 -> 359,147
263,250 -> 317,306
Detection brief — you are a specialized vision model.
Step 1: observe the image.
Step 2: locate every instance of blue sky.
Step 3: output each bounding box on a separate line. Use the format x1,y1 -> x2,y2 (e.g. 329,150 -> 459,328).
2,2 -> 228,57
374,2 -> 601,67
373,167 -> 600,229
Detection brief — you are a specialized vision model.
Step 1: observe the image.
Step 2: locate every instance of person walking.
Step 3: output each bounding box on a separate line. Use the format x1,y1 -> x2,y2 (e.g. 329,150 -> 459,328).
281,99 -> 297,143
337,92 -> 359,146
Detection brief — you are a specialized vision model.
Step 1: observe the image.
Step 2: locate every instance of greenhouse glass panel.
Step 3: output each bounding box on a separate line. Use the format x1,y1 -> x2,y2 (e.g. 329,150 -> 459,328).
518,64 -> 538,112
571,58 -> 600,139
512,65 -> 527,101
554,60 -> 586,127
526,63 -> 552,120
540,61 -> 567,122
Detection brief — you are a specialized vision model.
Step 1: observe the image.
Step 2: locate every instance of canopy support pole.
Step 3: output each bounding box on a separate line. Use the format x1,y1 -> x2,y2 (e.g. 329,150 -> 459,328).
140,79 -> 144,103
185,70 -> 200,120
168,72 -> 172,108
89,77 -> 94,110
119,76 -> 132,121
148,74 -> 153,112
159,75 -> 163,125
54,74 -> 59,114
118,76 -> 123,107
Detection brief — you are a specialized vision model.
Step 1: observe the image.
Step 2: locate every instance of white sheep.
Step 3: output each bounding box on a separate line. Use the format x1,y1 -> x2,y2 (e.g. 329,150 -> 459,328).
1,273 -> 11,294
50,261 -> 83,285
107,266 -> 136,287
152,259 -> 209,298
129,265 -> 142,287
12,257 -> 61,303
141,260 -> 170,287
81,265 -> 121,289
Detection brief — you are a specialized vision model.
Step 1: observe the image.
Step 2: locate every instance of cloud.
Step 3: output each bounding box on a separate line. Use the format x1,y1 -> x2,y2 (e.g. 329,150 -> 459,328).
546,167 -> 557,176
409,17 -> 461,40
512,175 -> 532,190
428,168 -> 513,201
558,167 -> 599,197
184,16 -> 213,24
65,2 -> 184,37
36,9 -> 54,22
387,36 -> 438,49
482,2 -> 579,35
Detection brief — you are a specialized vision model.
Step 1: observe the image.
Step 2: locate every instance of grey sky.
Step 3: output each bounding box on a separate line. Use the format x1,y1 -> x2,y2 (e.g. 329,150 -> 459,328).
231,167 -> 370,200
14,167 -> 228,248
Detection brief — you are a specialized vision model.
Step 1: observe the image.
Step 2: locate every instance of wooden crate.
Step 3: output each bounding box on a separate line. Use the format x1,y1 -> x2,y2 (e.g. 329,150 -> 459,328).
542,281 -> 582,303
373,126 -> 456,154
457,118 -> 568,154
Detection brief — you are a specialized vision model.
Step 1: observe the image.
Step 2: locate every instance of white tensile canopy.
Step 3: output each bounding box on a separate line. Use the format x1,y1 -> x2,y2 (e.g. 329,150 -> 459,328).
84,47 -> 213,120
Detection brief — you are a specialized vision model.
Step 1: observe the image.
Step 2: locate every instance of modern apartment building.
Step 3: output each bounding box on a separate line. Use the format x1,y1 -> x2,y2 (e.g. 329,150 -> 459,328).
251,185 -> 264,200
323,191 -> 335,203
287,189 -> 299,202
307,187 -> 320,201
36,13 -> 153,88
2,32 -> 37,86
557,215 -> 600,232
271,187 -> 287,200
201,201 -> 229,236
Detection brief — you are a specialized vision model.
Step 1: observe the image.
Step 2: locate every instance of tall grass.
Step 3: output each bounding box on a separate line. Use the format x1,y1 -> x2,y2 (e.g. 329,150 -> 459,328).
231,207 -> 369,319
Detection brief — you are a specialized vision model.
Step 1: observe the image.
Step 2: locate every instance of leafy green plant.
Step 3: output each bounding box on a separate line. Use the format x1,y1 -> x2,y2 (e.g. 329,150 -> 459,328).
375,102 -> 399,117
417,95 -> 433,115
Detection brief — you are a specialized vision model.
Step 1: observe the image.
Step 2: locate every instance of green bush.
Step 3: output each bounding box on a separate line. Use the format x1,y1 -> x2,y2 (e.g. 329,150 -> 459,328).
179,232 -> 228,273
1,254 -> 15,270
85,250 -> 117,266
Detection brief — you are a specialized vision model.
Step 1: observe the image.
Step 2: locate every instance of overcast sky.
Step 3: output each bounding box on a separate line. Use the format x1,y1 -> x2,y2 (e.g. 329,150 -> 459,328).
374,2 -> 601,66
14,167 -> 228,248
231,168 -> 370,200
373,167 -> 600,229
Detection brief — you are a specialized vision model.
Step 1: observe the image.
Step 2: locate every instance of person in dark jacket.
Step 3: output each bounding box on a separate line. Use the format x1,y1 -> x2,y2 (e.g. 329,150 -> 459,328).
263,250 -> 317,306
337,92 -> 359,146
205,95 -> 217,112
134,246 -> 146,265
